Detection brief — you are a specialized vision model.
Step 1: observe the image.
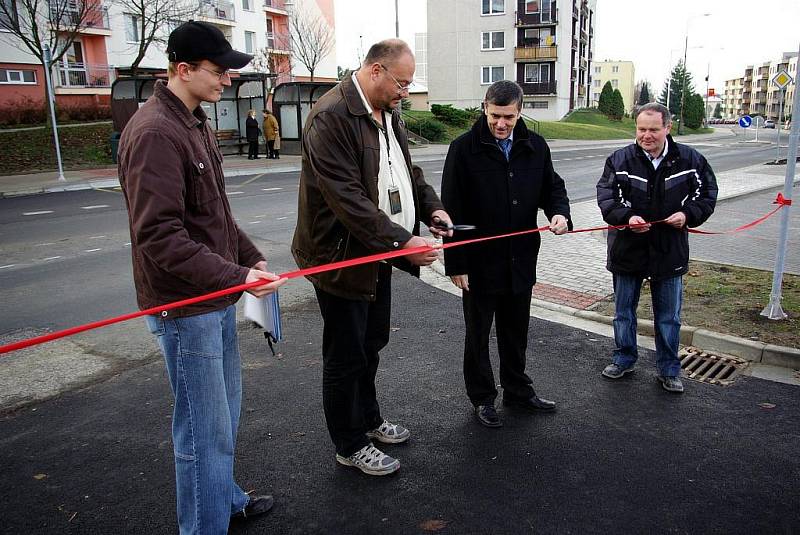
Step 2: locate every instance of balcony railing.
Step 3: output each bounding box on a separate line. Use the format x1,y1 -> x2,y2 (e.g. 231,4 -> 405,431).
519,80 -> 557,95
57,63 -> 115,88
199,1 -> 236,23
263,0 -> 289,13
514,45 -> 557,61
578,85 -> 586,96
49,6 -> 110,30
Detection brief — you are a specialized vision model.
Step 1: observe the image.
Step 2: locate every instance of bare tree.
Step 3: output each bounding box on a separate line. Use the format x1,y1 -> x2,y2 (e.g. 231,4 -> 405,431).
253,30 -> 293,83
0,0 -> 104,119
112,0 -> 198,75
287,5 -> 334,82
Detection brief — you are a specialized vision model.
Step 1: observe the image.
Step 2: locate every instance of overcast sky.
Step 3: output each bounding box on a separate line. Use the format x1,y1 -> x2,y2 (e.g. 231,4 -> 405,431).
335,0 -> 800,94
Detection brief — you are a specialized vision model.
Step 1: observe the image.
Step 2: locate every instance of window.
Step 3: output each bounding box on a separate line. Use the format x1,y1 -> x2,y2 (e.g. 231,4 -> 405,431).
481,31 -> 504,50
0,0 -> 18,29
594,66 -> 601,74
524,63 -> 550,83
612,65 -> 619,73
593,79 -> 600,87
124,13 -> 140,43
266,18 -> 274,48
481,0 -> 504,15
523,101 -> 548,109
522,27 -> 553,46
524,0 -> 538,13
244,31 -> 255,54
0,68 -> 36,84
242,0 -> 251,10
611,79 -> 618,88
593,92 -> 600,101
481,65 -> 504,84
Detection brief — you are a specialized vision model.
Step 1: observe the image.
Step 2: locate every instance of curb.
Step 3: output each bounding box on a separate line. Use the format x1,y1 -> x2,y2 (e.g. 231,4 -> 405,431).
429,260 -> 800,371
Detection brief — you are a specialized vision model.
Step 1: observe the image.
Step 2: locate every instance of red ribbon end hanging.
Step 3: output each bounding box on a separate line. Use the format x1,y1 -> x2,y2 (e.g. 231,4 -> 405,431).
774,193 -> 792,206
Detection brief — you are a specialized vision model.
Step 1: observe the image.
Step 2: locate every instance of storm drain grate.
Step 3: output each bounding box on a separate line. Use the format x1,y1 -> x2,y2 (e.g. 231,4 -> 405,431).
679,347 -> 749,385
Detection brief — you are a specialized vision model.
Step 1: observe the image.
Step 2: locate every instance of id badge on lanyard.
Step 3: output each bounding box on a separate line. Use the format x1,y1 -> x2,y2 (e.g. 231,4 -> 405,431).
381,111 -> 402,215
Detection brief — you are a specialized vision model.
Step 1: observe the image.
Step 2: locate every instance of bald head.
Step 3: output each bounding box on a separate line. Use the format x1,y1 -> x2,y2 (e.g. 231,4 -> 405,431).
363,39 -> 413,68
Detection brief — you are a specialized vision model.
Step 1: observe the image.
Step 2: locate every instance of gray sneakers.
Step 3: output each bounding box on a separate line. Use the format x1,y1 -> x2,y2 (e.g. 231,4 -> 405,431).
658,375 -> 685,393
336,444 -> 400,476
601,362 -> 635,379
366,419 -> 411,444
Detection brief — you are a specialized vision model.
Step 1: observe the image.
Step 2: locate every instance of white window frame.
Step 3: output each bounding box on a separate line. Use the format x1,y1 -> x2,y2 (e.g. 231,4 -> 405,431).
524,63 -> 550,84
481,31 -> 504,51
242,0 -> 252,11
612,65 -> 619,73
265,17 -> 275,49
0,68 -> 37,84
481,65 -> 504,85
611,79 -> 619,88
481,0 -> 504,16
244,30 -> 255,54
524,0 -> 538,13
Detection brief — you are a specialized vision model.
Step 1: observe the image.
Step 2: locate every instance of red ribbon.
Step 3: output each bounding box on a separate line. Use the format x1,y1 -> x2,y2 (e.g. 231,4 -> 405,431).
0,197 -> 791,355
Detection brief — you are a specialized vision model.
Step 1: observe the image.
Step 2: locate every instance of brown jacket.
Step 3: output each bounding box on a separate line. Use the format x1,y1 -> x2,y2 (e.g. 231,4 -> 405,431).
263,113 -> 279,141
291,76 -> 443,300
119,81 -> 264,317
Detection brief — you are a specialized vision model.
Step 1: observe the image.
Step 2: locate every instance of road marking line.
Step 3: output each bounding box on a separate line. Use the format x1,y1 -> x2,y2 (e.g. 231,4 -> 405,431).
552,159 -> 561,162
81,205 -> 110,210
124,242 -> 131,246
42,256 -> 61,261
262,187 -> 282,192
94,187 -> 121,194
35,242 -> 55,247
249,221 -> 261,224
242,173 -> 267,186
433,171 -> 442,174
276,216 -> 288,220
227,191 -> 245,195
89,235 -> 106,239
0,264 -> 15,269
85,248 -> 102,252
23,210 -> 54,216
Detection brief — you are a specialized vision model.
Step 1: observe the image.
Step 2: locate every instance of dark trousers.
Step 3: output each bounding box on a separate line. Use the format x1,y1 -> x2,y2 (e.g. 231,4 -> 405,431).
314,263 -> 392,456
267,140 -> 275,158
462,289 -> 535,406
247,139 -> 258,158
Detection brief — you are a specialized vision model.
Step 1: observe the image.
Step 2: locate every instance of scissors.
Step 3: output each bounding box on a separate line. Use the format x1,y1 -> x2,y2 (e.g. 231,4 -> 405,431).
431,218 -> 477,231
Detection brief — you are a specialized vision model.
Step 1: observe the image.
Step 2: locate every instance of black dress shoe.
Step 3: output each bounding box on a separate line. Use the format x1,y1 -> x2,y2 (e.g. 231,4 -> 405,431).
503,395 -> 556,412
475,404 -> 502,428
231,494 -> 274,520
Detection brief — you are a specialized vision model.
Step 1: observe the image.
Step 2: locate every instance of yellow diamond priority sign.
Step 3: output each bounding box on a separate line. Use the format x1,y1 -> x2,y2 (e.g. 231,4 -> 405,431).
772,70 -> 793,89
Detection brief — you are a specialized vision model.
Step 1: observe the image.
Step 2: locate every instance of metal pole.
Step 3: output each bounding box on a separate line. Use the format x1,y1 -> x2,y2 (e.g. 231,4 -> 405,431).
704,62 -> 709,127
394,0 -> 399,38
760,42 -> 800,320
43,45 -> 66,182
679,33 -> 688,134
775,88 -> 785,163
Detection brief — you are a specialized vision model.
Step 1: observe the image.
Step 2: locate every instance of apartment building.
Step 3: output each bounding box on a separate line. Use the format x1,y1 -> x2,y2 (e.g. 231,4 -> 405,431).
723,52 -> 796,122
0,0 -> 336,113
590,60 -> 634,112
427,0 -> 596,121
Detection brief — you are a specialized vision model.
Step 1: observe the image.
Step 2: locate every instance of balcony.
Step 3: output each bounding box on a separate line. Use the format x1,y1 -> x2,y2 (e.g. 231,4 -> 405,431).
199,1 -> 236,24
515,2 -> 558,26
57,63 -> 115,88
264,0 -> 289,15
49,5 -> 111,33
514,45 -> 557,61
572,1 -> 578,18
579,57 -> 587,70
578,85 -> 586,96
519,80 -> 557,95
572,37 -> 577,49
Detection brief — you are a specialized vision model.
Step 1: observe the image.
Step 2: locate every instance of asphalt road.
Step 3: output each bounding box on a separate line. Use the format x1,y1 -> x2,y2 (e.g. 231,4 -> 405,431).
1,273 -> 798,534
0,133 -> 789,334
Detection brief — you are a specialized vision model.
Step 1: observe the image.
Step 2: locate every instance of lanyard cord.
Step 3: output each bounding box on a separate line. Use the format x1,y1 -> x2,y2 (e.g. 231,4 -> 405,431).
380,111 -> 396,186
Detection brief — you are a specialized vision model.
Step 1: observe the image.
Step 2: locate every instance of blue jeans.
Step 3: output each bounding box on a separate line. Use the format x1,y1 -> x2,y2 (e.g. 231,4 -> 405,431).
146,306 -> 250,535
611,274 -> 683,377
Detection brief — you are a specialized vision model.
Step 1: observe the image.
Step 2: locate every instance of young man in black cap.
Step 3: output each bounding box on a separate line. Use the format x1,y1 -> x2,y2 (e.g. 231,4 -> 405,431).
118,21 -> 285,534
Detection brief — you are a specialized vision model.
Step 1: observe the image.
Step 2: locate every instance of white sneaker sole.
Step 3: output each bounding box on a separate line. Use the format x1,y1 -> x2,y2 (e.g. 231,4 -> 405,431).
602,367 -> 635,379
335,454 -> 400,476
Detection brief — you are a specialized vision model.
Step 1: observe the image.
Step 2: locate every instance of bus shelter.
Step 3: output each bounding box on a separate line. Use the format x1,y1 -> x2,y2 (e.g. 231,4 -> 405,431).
271,81 -> 337,155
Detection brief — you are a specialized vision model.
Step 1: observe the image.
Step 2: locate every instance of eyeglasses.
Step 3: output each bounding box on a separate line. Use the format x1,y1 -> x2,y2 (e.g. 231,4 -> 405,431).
187,63 -> 231,80
380,64 -> 414,92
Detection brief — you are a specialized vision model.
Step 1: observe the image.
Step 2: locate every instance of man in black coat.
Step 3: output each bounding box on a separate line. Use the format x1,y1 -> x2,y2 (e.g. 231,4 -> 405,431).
596,102 -> 717,394
442,80 -> 572,428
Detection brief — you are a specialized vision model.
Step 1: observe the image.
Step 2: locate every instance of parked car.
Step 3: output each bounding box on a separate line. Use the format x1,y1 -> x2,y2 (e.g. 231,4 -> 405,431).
764,120 -> 775,129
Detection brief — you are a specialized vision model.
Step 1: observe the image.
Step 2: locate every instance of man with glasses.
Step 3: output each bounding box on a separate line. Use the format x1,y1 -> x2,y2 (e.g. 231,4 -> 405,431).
292,39 -> 453,476
118,21 -> 285,533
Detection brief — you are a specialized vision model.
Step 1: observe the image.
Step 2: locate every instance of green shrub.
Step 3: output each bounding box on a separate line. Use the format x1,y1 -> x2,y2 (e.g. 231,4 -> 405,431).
430,104 -> 473,127
415,117 -> 446,141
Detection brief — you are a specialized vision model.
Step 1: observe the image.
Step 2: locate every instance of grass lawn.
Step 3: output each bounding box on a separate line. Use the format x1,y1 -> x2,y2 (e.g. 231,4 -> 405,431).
589,260 -> 800,348
0,123 -> 114,175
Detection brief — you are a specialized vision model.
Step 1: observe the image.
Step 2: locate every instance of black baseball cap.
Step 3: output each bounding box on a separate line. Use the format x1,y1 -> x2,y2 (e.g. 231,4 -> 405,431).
167,20 -> 253,69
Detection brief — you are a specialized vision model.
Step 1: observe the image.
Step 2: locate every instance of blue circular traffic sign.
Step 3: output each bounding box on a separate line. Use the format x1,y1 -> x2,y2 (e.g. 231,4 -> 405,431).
739,115 -> 752,128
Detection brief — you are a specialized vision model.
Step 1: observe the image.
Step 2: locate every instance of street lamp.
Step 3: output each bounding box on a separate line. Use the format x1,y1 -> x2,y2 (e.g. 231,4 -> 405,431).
678,13 -> 711,134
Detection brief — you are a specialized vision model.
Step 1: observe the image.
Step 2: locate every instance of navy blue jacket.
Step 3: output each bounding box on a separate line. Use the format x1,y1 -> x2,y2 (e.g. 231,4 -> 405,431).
596,135 -> 718,280
442,117 -> 571,295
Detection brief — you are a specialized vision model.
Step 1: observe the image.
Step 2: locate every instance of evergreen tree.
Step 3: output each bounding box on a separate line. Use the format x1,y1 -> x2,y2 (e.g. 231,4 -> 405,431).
659,61 -> 694,119
637,81 -> 651,105
713,103 -> 722,119
598,82 -> 614,115
610,89 -> 625,120
684,93 -> 705,129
